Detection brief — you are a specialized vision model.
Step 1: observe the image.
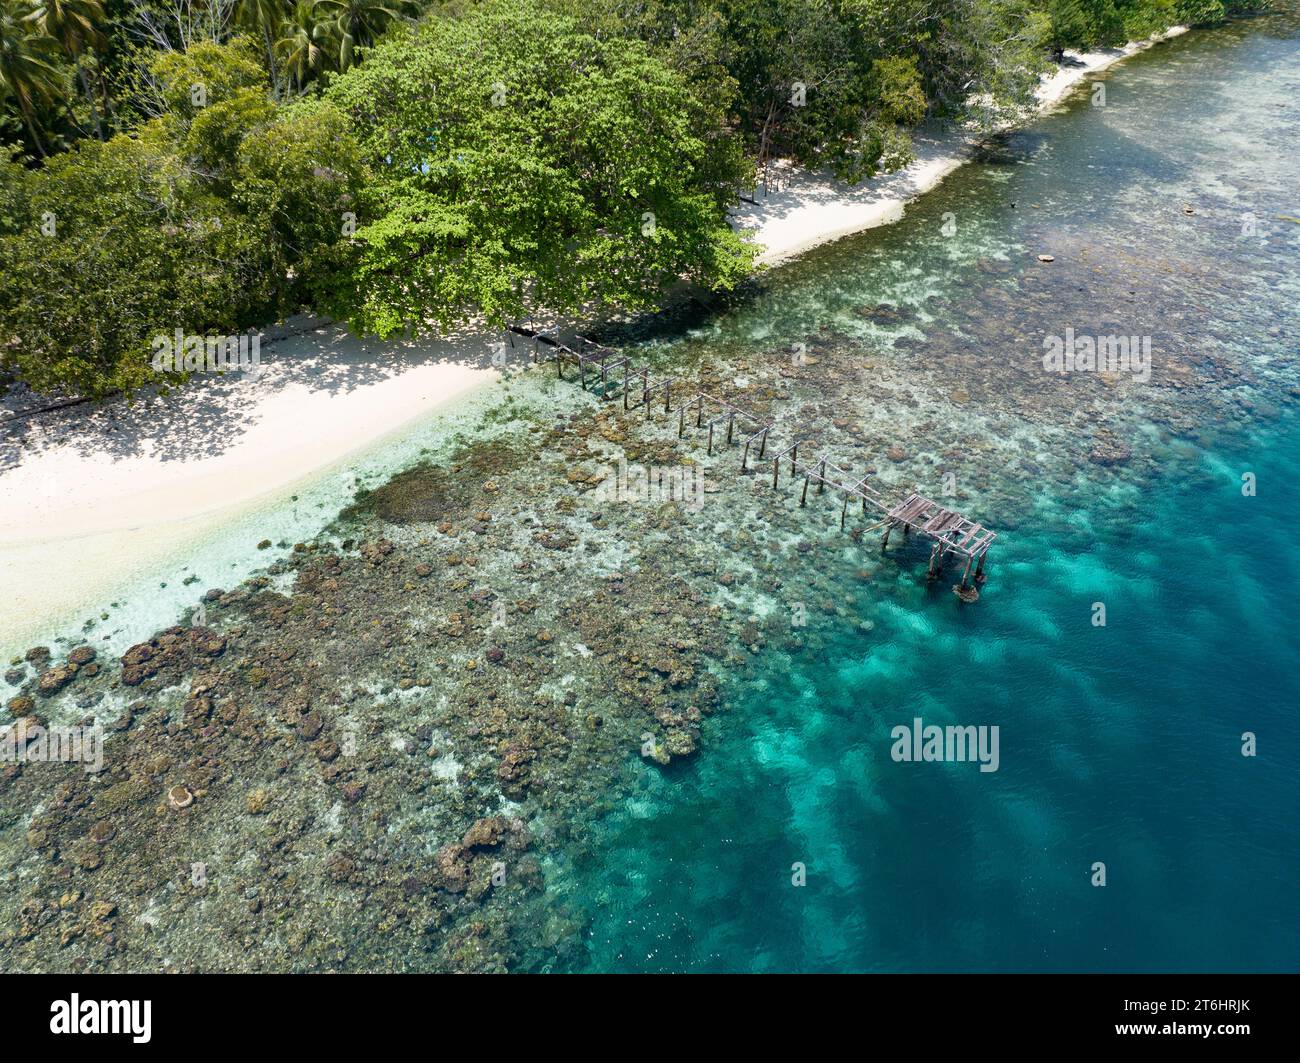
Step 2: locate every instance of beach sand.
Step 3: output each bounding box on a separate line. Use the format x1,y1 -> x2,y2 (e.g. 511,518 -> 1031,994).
731,28 -> 1190,266
0,27 -> 1189,655
0,318 -> 504,653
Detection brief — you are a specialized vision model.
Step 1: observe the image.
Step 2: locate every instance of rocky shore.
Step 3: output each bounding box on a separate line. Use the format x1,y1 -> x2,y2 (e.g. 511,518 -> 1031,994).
2,213 -> 1293,969
2,27 -> 1296,966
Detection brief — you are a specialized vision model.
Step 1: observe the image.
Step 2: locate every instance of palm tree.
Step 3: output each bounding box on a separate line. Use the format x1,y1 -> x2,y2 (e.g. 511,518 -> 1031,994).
0,0 -> 65,156
24,0 -> 106,138
275,1 -> 327,93
236,0 -> 288,95
313,0 -> 404,73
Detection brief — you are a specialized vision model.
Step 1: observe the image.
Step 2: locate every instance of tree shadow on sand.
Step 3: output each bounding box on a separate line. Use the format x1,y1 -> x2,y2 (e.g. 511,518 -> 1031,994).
0,316 -> 515,472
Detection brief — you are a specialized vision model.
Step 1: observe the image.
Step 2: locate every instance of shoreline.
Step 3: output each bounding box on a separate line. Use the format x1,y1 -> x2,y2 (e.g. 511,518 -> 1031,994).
731,27 -> 1190,266
0,317 -> 500,544
0,26 -> 1190,653
0,370 -> 526,659
0,4 -> 1293,974
0,319 -> 503,654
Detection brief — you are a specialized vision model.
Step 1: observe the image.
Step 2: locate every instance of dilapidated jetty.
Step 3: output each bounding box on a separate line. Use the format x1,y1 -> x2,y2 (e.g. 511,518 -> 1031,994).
508,327 -> 996,600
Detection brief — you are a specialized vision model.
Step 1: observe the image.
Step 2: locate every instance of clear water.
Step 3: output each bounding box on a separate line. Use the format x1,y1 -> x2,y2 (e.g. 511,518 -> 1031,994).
554,14 -> 1300,972
6,13 -> 1296,975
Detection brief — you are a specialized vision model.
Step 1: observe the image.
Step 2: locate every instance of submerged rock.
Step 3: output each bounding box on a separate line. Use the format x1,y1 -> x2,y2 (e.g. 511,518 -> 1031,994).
36,664 -> 78,697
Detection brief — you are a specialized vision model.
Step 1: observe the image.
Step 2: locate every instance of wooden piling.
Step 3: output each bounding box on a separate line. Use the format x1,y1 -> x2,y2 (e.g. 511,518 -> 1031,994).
529,327 -> 997,598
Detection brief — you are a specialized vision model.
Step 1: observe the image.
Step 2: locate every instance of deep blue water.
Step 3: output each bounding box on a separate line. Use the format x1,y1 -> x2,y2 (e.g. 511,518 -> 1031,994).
573,412 -> 1299,971
560,13 -> 1300,972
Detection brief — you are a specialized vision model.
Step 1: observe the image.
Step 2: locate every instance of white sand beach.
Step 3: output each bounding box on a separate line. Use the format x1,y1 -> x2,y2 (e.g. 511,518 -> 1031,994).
0,27 -> 1189,656
0,319 -> 505,653
732,27 -> 1189,266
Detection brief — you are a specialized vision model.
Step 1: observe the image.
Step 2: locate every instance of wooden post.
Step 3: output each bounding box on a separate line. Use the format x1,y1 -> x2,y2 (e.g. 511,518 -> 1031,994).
817,459 -> 826,494
696,399 -> 704,429
790,444 -> 798,476
707,421 -> 715,456
882,522 -> 892,551
741,441 -> 751,473
800,473 -> 811,507
772,457 -> 780,490
959,555 -> 974,591
975,552 -> 987,585
758,428 -> 769,460
840,491 -> 849,529
664,381 -> 672,413
679,405 -> 686,438
727,411 -> 736,445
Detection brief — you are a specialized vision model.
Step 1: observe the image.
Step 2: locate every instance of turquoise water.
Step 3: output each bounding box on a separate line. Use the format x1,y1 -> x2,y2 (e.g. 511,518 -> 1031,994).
570,416 -> 1300,971
7,14 -> 1293,976
557,15 -> 1300,972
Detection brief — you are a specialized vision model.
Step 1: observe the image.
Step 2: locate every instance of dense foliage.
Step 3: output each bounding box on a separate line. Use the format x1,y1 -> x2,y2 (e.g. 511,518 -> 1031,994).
0,0 -> 1268,397
326,0 -> 755,335
0,35 -> 361,396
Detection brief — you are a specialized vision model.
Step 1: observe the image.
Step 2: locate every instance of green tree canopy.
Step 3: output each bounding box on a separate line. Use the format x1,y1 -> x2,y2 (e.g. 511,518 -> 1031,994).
325,0 -> 755,337
0,37 -> 363,397
0,0 -> 67,155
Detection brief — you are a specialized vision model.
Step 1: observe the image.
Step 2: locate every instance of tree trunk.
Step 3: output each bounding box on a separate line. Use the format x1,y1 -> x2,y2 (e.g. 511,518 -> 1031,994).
263,24 -> 281,99
20,101 -> 48,159
77,60 -> 105,140
757,98 -> 778,194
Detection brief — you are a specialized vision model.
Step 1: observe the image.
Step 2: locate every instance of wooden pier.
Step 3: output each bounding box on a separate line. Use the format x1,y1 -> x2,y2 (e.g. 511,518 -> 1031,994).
507,326 -> 996,600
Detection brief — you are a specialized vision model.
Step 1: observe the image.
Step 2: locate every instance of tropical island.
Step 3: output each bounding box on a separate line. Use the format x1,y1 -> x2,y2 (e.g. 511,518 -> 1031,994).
1,0 -> 1295,978
2,0 -> 1252,399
